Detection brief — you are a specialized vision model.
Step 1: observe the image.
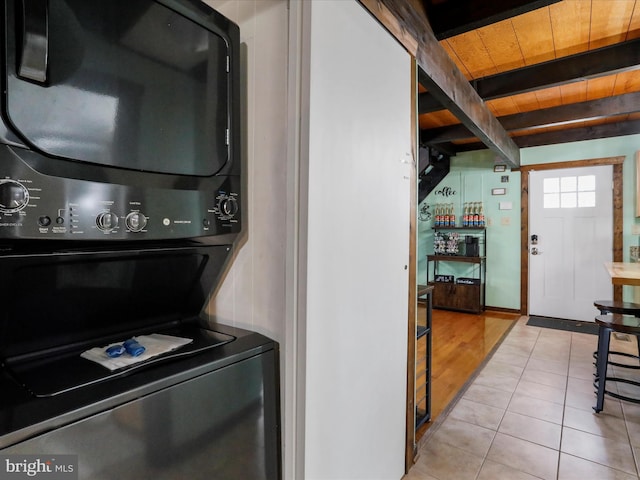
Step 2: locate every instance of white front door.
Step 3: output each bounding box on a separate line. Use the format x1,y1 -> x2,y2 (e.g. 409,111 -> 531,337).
529,165 -> 613,321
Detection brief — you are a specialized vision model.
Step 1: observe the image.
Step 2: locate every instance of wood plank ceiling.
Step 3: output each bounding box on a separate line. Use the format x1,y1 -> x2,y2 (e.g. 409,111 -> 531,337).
419,0 -> 640,157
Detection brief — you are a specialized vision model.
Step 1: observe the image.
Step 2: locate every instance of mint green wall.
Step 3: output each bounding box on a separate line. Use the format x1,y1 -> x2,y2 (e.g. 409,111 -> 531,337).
418,133 -> 640,310
522,134 -> 640,303
418,151 -> 521,310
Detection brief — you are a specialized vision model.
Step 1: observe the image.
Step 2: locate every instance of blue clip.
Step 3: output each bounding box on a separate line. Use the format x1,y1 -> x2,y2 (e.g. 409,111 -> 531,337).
106,344 -> 125,358
123,338 -> 145,357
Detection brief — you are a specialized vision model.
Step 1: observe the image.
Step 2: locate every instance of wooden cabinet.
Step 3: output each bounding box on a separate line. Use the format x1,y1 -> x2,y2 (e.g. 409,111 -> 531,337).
427,228 -> 486,314
431,276 -> 483,313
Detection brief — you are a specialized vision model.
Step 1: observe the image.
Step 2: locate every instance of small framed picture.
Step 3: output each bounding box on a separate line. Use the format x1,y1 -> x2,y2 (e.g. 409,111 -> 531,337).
492,188 -> 506,195
494,164 -> 507,172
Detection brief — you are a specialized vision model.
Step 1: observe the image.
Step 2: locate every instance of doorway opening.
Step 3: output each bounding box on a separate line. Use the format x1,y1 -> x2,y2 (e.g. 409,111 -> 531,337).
520,157 -> 624,316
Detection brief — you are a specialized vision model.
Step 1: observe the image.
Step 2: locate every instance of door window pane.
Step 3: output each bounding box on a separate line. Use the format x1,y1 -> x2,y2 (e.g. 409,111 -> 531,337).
560,176 -> 577,192
544,177 -> 560,193
543,174 -> 597,209
578,175 -> 595,191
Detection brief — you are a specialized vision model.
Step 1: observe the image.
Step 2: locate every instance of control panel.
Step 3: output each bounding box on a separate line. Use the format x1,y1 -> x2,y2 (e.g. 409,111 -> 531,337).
0,147 -> 241,241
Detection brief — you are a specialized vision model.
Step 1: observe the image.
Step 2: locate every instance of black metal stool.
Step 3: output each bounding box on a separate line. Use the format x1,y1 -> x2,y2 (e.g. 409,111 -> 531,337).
594,300 -> 640,361
593,314 -> 640,413
594,300 -> 640,316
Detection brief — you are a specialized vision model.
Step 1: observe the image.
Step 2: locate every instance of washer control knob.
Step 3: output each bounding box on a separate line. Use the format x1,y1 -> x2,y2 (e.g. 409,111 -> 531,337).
0,180 -> 29,213
218,196 -> 238,217
96,211 -> 119,232
125,212 -> 147,232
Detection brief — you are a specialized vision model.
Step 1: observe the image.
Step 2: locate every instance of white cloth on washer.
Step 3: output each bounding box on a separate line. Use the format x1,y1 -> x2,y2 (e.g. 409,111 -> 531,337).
80,333 -> 193,371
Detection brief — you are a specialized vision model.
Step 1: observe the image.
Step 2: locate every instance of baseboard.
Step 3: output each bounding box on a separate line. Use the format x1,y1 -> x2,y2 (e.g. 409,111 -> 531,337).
484,306 -> 521,314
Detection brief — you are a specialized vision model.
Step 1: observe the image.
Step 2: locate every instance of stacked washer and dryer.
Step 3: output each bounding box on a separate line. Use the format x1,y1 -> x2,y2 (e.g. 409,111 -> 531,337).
0,1 -> 281,478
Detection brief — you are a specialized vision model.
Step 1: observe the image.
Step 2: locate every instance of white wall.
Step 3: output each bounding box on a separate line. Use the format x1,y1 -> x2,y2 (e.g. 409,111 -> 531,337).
201,0 -> 295,477
203,0 -> 288,338
300,1 -> 412,478
203,2 -> 413,478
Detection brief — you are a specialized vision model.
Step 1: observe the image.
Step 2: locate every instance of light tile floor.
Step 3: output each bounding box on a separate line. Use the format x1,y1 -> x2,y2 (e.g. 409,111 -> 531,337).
405,316 -> 640,480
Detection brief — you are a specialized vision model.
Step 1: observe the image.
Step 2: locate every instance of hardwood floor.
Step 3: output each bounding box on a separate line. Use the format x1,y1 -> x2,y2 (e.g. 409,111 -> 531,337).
416,306 -> 519,442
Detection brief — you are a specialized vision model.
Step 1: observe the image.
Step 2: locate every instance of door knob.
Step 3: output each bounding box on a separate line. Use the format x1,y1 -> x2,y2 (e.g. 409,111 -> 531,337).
531,247 -> 542,255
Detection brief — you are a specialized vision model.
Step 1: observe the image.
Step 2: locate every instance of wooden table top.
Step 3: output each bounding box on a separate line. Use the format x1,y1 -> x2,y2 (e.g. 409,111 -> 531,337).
605,262 -> 640,286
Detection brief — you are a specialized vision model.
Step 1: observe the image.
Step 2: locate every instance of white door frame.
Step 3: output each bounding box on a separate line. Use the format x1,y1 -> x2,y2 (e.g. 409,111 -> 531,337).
520,156 -> 624,315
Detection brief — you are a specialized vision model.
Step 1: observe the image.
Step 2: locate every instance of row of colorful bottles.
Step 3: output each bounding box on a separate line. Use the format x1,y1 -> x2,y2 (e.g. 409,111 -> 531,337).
434,202 -> 486,227
434,203 -> 456,227
463,202 -> 485,227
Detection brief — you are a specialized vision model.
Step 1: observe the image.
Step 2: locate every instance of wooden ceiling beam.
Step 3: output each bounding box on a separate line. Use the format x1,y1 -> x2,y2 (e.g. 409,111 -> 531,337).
419,38 -> 640,114
361,0 -> 520,167
425,0 -> 561,40
514,120 -> 640,148
455,119 -> 640,152
423,91 -> 640,144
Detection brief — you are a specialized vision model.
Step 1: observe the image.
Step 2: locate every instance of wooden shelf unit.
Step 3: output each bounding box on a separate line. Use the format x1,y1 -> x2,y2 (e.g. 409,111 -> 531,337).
427,228 -> 486,314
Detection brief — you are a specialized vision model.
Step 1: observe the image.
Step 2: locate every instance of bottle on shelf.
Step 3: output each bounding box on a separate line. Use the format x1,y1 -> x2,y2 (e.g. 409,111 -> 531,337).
462,202 -> 469,227
479,202 -> 485,227
443,203 -> 450,227
472,202 -> 480,227
450,203 -> 456,227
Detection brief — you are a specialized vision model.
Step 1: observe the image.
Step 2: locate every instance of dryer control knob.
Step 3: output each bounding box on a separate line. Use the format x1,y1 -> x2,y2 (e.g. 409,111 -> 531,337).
125,212 -> 147,232
96,211 -> 119,232
0,180 -> 29,213
218,196 -> 238,217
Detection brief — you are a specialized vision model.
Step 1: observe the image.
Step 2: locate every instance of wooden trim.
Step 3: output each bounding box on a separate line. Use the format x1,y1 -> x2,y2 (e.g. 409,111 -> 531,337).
520,156 -> 625,314
405,59 -> 418,474
518,157 -> 625,172
358,0 -> 418,56
484,306 -> 522,315
613,163 -> 624,301
520,168 -> 529,314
